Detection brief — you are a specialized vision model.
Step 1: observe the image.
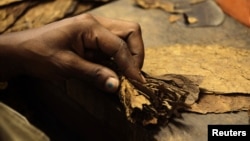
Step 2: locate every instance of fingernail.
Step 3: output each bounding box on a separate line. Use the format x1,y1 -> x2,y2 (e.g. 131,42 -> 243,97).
140,73 -> 147,83
105,77 -> 119,93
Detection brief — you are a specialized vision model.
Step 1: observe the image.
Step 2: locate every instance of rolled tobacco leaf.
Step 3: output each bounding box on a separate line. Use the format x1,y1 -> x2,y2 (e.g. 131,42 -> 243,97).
118,71 -> 200,126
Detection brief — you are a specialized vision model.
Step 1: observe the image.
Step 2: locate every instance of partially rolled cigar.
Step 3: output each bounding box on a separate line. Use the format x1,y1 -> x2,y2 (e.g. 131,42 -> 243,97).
118,71 -> 200,126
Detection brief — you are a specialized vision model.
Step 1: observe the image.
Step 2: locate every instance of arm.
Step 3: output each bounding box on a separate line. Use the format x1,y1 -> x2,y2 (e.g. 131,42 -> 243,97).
0,14 -> 146,93
0,32 -> 25,81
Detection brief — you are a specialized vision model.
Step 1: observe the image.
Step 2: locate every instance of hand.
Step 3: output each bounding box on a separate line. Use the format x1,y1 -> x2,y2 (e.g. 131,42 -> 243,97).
0,14 -> 146,93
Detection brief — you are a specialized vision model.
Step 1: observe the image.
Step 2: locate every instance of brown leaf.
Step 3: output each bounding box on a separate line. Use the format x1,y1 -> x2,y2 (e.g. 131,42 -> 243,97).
118,72 -> 194,126
168,14 -> 182,23
0,1 -> 38,33
188,94 -> 250,114
143,45 -> 250,94
6,0 -> 76,33
0,0 -> 22,6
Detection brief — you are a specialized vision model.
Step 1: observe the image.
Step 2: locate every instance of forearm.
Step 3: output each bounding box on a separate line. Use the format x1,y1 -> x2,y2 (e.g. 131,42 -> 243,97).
0,32 -> 25,81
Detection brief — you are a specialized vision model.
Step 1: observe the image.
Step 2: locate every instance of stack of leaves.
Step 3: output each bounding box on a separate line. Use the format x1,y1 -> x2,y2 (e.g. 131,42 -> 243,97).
118,71 -> 200,126
0,0 -> 112,34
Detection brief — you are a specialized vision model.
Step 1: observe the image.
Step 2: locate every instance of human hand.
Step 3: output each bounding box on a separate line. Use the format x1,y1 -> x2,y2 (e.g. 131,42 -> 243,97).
0,14 -> 146,93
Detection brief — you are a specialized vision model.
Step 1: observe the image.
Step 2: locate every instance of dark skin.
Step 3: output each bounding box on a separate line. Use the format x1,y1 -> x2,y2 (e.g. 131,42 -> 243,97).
0,14 -> 146,93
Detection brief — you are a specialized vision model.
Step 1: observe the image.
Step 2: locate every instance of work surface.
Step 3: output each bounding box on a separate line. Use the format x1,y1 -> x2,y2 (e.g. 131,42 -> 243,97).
90,0 -> 250,48
87,0 -> 250,140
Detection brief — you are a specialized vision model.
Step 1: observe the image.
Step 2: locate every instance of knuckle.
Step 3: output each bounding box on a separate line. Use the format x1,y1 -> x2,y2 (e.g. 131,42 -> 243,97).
73,13 -> 96,26
96,65 -> 112,74
118,39 -> 127,49
54,52 -> 76,68
128,22 -> 142,33
94,66 -> 104,76
111,39 -> 127,57
79,13 -> 95,20
64,55 -> 76,66
93,66 -> 108,80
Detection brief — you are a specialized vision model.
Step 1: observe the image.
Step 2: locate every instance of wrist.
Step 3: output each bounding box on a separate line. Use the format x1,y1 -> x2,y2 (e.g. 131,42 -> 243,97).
0,32 -> 26,81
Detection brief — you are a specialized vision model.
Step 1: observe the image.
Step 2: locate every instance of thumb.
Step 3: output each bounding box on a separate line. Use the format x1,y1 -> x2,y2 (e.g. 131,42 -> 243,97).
57,52 -> 119,93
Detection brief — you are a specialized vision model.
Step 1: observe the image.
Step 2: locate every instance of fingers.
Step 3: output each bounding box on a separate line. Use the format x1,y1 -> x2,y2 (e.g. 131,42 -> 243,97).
125,26 -> 144,69
54,52 -> 119,93
94,16 -> 145,69
81,18 -> 145,83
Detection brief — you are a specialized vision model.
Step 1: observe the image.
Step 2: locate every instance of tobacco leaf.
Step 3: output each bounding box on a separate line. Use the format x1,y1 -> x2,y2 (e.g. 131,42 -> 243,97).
0,0 -> 22,6
143,45 -> 250,94
71,2 -> 95,16
0,1 -> 38,33
143,45 -> 250,114
188,94 -> 250,114
6,0 -> 77,33
118,71 -> 199,126
168,14 -> 182,23
134,0 -> 205,13
248,107 -> 250,124
134,0 -> 175,13
153,74 -> 202,105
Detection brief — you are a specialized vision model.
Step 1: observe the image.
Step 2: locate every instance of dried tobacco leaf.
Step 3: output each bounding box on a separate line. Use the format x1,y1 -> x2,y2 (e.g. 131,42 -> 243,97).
248,106 -> 250,124
188,94 -> 250,114
143,45 -> 250,94
6,0 -> 76,33
118,71 -> 199,126
0,0 -> 22,6
0,1 -> 38,33
134,0 -> 206,13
